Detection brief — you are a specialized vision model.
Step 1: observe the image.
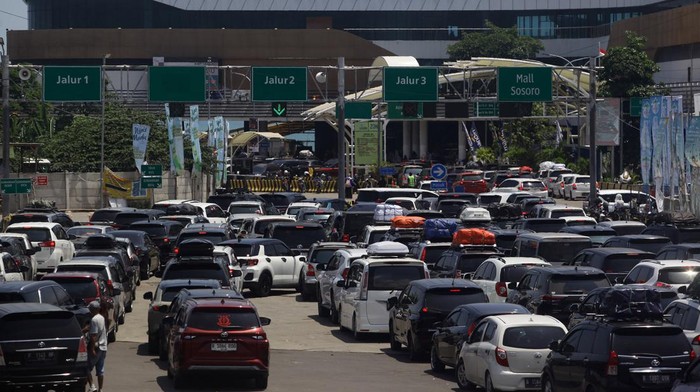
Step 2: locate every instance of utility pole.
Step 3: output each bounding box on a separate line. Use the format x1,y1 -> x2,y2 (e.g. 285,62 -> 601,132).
588,58 -> 598,209
337,57 -> 346,201
99,54 -> 111,208
1,38 -> 10,217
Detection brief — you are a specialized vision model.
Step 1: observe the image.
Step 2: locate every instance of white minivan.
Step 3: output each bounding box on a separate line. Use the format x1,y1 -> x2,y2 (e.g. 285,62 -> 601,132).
6,222 -> 75,276
337,242 -> 428,339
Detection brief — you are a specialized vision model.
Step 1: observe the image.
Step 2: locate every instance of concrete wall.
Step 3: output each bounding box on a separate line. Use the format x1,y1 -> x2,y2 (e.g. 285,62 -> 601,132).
6,171 -> 214,212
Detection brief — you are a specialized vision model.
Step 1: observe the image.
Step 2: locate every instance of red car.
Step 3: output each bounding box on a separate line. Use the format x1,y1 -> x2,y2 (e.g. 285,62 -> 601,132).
452,171 -> 489,193
167,297 -> 271,389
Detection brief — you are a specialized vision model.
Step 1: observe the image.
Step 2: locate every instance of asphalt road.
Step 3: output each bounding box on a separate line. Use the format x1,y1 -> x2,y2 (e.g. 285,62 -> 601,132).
104,278 -> 459,392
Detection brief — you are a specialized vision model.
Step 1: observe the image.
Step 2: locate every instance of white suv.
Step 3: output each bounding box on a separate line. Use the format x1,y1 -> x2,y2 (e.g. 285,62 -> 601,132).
664,299 -> 700,355
456,314 -> 567,391
622,259 -> 700,291
495,179 -> 548,198
6,222 -> 75,275
536,205 -> 586,219
337,242 -> 428,339
316,248 -> 368,323
284,202 -> 321,219
470,257 -> 551,303
186,202 -> 228,224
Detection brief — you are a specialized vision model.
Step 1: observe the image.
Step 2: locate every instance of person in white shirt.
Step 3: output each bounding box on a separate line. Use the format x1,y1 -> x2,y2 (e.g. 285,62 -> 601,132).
87,301 -> 108,392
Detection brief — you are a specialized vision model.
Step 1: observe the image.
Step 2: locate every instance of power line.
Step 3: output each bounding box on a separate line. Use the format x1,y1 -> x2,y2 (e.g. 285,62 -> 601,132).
0,9 -> 27,20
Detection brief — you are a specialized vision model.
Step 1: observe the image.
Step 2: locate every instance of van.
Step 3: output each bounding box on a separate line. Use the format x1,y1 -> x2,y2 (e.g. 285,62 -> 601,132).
511,233 -> 592,266
355,187 -> 438,204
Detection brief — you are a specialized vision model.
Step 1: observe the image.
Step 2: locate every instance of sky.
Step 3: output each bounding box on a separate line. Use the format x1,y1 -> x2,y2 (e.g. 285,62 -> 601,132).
1,0 -> 29,51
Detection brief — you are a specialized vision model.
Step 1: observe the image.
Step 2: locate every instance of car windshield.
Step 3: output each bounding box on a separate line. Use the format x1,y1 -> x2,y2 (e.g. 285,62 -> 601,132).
612,328 -> 688,356
548,275 -> 610,294
550,210 -> 585,218
538,242 -> 590,264
188,308 -> 260,330
177,233 -> 227,245
598,255 -> 646,273
478,195 -> 502,204
300,213 -> 332,222
0,312 -> 79,340
254,219 -> 291,235
90,210 -> 121,223
461,175 -> 482,181
386,200 -> 415,210
67,227 -> 103,237
130,225 -> 166,238
421,247 -> 450,265
309,249 -> 338,265
9,215 -> 49,224
273,227 -> 326,249
369,230 -> 388,245
56,265 -> 108,281
163,264 -> 227,283
503,326 -> 567,349
424,288 -> 486,312
458,254 -> 496,273
368,265 -> 425,291
51,279 -> 98,303
343,214 -> 375,237
500,265 -> 541,282
228,206 -> 261,214
228,244 -> 254,257
111,232 -> 144,247
658,266 -> 700,285
6,228 -> 51,242
162,285 -> 211,302
524,221 -> 566,233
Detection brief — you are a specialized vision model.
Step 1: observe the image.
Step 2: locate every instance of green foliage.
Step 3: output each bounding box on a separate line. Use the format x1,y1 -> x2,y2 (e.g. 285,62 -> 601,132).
599,31 -> 660,97
475,147 -> 496,165
492,117 -> 558,167
567,158 -> 590,175
447,21 -> 544,60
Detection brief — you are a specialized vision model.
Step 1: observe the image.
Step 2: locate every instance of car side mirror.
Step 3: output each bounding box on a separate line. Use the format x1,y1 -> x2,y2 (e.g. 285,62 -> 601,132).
298,256 -> 306,262
232,269 -> 242,277
336,280 -> 345,287
549,340 -> 560,351
569,303 -> 580,313
25,248 -> 36,255
678,286 -> 688,295
68,234 -> 77,240
386,296 -> 398,310
260,317 -> 271,326
507,282 -> 518,290
143,291 -> 153,300
463,273 -> 472,280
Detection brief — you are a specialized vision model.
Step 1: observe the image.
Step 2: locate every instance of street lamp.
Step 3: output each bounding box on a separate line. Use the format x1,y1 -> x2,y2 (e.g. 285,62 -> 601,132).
99,53 -> 111,208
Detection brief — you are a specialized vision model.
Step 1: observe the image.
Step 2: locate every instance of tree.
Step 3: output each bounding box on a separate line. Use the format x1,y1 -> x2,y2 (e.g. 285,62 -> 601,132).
598,31 -> 660,97
447,21 -> 544,60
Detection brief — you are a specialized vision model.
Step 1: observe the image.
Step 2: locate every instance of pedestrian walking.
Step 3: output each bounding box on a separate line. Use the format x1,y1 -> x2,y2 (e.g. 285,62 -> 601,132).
86,301 -> 108,392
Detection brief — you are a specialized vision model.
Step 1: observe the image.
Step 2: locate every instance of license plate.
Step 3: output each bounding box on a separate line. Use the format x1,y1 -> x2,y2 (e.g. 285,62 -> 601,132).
211,343 -> 237,352
524,378 -> 541,388
26,351 -> 56,364
642,374 -> 671,384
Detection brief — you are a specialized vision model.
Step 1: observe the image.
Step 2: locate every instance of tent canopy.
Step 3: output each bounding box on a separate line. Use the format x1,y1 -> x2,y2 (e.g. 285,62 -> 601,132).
229,131 -> 285,146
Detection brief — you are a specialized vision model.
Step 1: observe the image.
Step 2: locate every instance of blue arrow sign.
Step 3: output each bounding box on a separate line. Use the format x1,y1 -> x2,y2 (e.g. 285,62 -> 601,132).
431,164 -> 447,180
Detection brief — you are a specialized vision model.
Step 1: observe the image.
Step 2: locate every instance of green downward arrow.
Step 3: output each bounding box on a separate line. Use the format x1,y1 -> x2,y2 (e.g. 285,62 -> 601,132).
273,103 -> 286,116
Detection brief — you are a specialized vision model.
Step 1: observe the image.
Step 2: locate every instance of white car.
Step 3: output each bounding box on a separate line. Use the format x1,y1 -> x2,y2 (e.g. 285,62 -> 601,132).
664,299 -> 700,356
0,252 -> 26,281
0,232 -> 39,279
536,205 -> 585,219
337,242 -> 428,338
238,215 -> 296,238
186,202 -> 228,224
495,179 -> 548,198
227,201 -> 266,215
563,174 -> 591,200
152,199 -> 197,212
316,248 -> 368,323
554,173 -> 577,198
456,314 -> 567,391
560,216 -> 598,226
470,257 -> 551,303
284,201 -> 321,219
622,259 -> 700,291
356,225 -> 391,247
6,222 -> 75,276
384,197 -> 431,211
213,245 -> 243,293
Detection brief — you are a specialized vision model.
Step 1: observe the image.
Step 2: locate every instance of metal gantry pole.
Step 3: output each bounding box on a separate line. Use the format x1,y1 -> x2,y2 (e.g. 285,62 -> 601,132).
337,57 -> 346,201
2,48 -> 10,217
99,54 -> 110,208
588,58 -> 598,209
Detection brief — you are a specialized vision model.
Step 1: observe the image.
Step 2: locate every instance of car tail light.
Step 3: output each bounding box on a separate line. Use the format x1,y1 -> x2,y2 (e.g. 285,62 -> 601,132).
359,271 -> 369,300
306,264 -> 315,277
495,282 -> 508,297
693,335 -> 700,346
692,349 -> 698,362
106,280 -> 113,290
40,241 -> 55,248
518,185 -> 524,191
655,281 -> 672,289
152,305 -> 161,311
467,322 -> 477,336
174,247 -> 179,255
77,336 -> 88,362
163,238 -> 169,243
246,259 -> 259,266
419,248 -> 427,261
495,347 -> 509,367
342,234 -> 350,242
341,268 -> 349,281
607,351 -> 619,376
572,183 -> 578,190
421,307 -> 429,313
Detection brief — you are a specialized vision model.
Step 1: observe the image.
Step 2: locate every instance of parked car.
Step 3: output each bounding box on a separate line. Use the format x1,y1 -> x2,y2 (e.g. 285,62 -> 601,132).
622,259 -> 700,291
0,233 -> 38,280
456,314 -> 567,391
511,233 -> 592,266
0,303 -> 89,390
603,234 -> 673,254
128,220 -> 184,265
563,174 -> 591,200
469,256 -> 552,303
569,247 -> 655,282
89,207 -> 137,225
326,211 -> 375,242
8,207 -> 76,229
409,241 -> 452,266
316,248 -> 368,323
559,225 -> 617,247
430,246 -> 503,279
265,221 -> 326,254
185,202 -> 228,224
388,279 -> 488,360
66,225 -> 115,250
431,303 -> 530,372
659,243 -> 700,261
508,218 -> 566,233
299,242 -> 356,301
597,219 -> 647,235
112,209 -> 165,230
111,230 -> 161,280
166,297 -> 271,389
238,216 -> 296,239
258,192 -> 305,212
6,222 -> 76,276
494,178 -> 548,198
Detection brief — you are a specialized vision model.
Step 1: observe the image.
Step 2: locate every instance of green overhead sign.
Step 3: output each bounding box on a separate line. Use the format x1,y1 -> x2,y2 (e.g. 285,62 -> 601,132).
43,66 -> 102,102
339,102 -> 373,119
497,67 -> 552,102
251,67 -> 308,102
148,66 -> 206,102
0,178 -> 32,194
383,67 -> 438,102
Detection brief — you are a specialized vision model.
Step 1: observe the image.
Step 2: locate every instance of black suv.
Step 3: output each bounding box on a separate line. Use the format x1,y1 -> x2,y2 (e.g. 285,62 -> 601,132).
0,280 -> 91,328
0,303 -> 89,390
508,218 -> 566,233
505,266 -> 610,323
89,207 -> 138,225
326,211 -> 375,242
265,221 -> 326,254
129,220 -> 184,266
570,247 -> 655,282
8,207 -> 76,229
174,223 -> 232,250
387,278 -> 488,361
430,246 -> 502,278
542,319 -> 693,392
657,243 -> 700,261
642,223 -> 700,244
603,234 -> 673,254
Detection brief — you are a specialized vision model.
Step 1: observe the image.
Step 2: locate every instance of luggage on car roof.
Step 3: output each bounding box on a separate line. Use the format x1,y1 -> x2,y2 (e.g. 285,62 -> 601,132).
452,228 -> 496,246
423,218 -> 460,241
373,204 -> 406,223
597,287 -> 664,320
486,203 -> 522,220
84,234 -> 117,249
651,211 -> 699,225
390,216 -> 425,229
459,207 -> 492,223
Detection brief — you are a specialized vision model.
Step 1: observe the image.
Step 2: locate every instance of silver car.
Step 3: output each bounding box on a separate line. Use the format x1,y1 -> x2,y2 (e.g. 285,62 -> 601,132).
316,248 -> 367,324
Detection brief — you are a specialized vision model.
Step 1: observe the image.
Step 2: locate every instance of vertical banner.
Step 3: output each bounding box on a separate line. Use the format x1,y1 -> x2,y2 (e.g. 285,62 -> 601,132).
132,124 -> 150,173
172,118 -> 185,173
555,122 -> 563,146
650,96 -> 664,210
672,97 -> 684,199
214,116 -> 226,184
470,122 -> 481,149
165,103 -> 175,172
499,125 -> 508,152
189,105 -> 203,174
640,99 -> 652,186
595,98 -> 620,146
354,121 -> 381,166
208,119 -> 215,147
661,96 -> 673,192
686,117 -> 700,216
461,122 -> 474,152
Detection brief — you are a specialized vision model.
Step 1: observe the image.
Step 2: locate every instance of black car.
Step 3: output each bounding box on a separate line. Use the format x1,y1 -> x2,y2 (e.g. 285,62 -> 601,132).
314,198 -> 351,212
258,192 -> 306,212
570,247 -> 656,282
559,225 -> 618,247
603,234 -> 673,254
387,279 -> 488,361
657,243 -> 700,261
643,224 -> 700,244
505,266 -> 611,323
89,207 -> 138,225
76,234 -> 137,300
0,280 -> 91,328
542,319 -> 693,392
430,246 -> 502,278
128,220 -> 184,265
409,242 -> 452,265
0,236 -> 37,280
430,303 -> 529,371
112,209 -> 165,230
207,192 -> 277,214
265,221 -> 327,254
0,303 -> 89,390
161,258 -> 233,289
437,199 -> 471,218
326,211 -> 375,242
8,207 -> 76,229
174,223 -> 232,250
111,230 -> 161,280
509,218 -> 566,233
486,228 -> 533,256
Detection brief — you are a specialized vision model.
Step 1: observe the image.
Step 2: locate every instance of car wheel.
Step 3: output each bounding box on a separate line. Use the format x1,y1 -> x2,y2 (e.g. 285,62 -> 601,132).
148,334 -> 159,355
126,300 -> 133,313
430,345 -> 445,372
118,310 -> 125,325
296,273 -> 304,293
456,359 -> 476,390
389,321 -> 401,350
159,332 -> 168,361
254,374 -> 268,390
337,306 -> 347,331
408,332 -> 422,361
67,380 -> 86,392
329,297 -> 339,324
317,294 -> 329,318
254,273 -> 272,297
173,370 -> 186,390
485,372 -> 496,392
352,314 -> 362,340
542,376 -> 554,392
140,262 -> 150,281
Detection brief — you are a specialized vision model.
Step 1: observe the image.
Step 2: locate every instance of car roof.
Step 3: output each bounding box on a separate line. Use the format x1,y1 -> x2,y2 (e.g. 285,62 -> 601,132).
0,280 -> 57,292
560,225 -> 617,234
270,221 -> 324,229
529,266 -> 605,275
580,247 -> 655,256
663,243 -> 700,250
42,272 -> 101,280
111,230 -> 147,237
598,220 -> 647,227
486,256 -> 550,265
610,234 -> 670,241
178,288 -> 244,300
157,279 -> 221,289
0,303 -> 69,317
409,278 -> 481,289
180,224 -> 228,233
490,314 -> 563,326
638,259 -> 700,267
518,232 -> 590,240
189,297 -> 255,308
7,222 -> 61,229
59,259 -> 115,267
219,238 -> 282,246
540,205 -> 583,211
337,248 -> 369,257
310,242 -> 356,249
